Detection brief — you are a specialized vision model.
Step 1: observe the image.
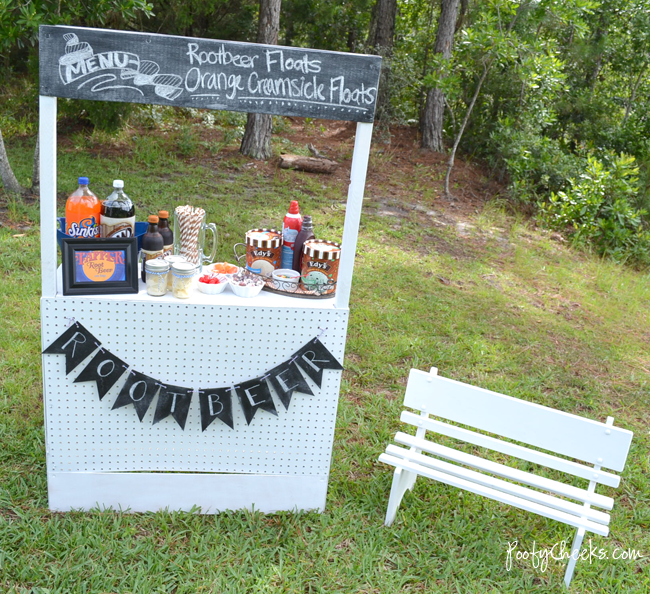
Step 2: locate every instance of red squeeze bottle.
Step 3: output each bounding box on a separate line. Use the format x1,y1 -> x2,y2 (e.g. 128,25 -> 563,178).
281,200 -> 302,269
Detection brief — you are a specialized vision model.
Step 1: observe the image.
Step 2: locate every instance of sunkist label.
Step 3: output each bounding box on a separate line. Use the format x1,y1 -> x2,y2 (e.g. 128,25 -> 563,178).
67,217 -> 99,238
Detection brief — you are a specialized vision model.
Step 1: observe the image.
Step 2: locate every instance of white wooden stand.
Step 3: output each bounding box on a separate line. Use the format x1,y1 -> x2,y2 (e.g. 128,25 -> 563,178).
39,57 -> 374,513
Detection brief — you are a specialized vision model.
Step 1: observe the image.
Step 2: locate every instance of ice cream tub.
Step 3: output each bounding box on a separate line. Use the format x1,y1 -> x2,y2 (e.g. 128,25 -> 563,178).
299,239 -> 341,295
234,228 -> 283,278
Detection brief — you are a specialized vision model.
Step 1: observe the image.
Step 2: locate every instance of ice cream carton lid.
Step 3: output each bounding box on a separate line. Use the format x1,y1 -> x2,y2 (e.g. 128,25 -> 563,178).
303,240 -> 341,260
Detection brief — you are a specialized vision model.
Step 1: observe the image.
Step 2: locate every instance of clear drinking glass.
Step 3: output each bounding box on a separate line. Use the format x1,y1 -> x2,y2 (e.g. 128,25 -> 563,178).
173,210 -> 217,266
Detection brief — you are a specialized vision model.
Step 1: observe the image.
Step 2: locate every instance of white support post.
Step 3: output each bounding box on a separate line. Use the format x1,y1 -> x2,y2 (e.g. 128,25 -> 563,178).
335,121 -> 373,310
40,95 -> 58,298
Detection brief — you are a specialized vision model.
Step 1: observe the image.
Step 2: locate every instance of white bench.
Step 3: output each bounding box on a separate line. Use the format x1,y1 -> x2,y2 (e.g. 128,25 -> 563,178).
379,368 -> 634,587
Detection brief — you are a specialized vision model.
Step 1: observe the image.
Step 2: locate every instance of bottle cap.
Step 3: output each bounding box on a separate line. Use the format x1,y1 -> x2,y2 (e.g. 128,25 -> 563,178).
113,180 -> 124,188
158,210 -> 169,218
289,200 -> 300,214
78,177 -> 89,185
302,215 -> 312,224
148,215 -> 159,224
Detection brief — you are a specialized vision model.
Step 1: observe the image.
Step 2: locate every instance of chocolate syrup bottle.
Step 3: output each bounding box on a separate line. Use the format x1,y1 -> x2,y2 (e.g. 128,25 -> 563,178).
292,215 -> 315,273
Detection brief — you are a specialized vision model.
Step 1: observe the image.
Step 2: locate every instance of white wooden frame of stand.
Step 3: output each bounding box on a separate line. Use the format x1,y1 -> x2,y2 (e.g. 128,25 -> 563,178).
39,31 -> 376,514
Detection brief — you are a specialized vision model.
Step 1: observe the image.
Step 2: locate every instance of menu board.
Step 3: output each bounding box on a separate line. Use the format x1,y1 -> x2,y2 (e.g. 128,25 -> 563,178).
39,25 -> 382,123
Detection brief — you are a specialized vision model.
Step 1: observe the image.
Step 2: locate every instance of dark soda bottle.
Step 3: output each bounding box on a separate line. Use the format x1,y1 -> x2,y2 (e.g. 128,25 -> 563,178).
158,210 -> 174,257
100,180 -> 135,238
141,215 -> 164,282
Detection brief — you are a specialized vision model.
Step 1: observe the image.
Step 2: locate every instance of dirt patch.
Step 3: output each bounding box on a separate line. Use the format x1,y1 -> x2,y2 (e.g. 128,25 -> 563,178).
2,119 -> 508,243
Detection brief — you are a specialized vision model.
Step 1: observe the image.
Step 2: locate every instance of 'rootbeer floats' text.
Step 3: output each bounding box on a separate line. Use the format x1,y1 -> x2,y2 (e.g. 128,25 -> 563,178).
184,43 -> 377,107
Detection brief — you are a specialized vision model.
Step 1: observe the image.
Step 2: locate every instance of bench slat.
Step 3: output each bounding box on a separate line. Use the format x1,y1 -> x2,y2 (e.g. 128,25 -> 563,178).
404,370 -> 633,471
400,411 -> 621,488
395,430 -> 614,509
379,453 -> 610,536
386,444 -> 611,525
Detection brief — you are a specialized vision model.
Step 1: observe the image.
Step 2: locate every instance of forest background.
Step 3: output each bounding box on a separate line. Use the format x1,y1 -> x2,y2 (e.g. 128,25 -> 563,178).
2,0 -> 650,266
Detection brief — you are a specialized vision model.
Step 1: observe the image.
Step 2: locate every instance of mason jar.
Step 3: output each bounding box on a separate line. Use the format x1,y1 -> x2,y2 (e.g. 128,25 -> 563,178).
171,261 -> 199,299
145,258 -> 170,297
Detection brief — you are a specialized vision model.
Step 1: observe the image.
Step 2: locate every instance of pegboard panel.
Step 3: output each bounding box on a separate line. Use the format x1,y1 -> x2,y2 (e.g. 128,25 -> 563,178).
41,297 -> 349,475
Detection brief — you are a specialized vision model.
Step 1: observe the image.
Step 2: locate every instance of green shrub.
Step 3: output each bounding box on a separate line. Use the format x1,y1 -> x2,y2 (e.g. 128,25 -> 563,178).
58,99 -> 133,132
539,154 -> 650,266
489,118 -> 581,202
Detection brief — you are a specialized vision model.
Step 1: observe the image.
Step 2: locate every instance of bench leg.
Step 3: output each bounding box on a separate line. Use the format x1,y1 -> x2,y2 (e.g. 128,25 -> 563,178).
564,527 -> 585,588
384,467 -> 416,526
405,470 -> 418,492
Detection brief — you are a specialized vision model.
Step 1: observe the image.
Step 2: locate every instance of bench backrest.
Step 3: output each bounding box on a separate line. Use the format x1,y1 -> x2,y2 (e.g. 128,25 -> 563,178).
403,369 -> 633,476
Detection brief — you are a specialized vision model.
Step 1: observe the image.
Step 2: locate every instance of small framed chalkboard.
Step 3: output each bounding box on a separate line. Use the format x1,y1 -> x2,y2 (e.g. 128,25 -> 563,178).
62,237 -> 139,295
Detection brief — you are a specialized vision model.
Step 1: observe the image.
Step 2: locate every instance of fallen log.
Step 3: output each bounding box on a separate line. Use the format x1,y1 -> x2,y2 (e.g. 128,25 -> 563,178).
278,154 -> 338,174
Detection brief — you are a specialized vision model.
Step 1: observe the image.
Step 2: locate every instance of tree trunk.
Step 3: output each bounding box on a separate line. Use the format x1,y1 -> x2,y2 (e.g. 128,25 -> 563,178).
366,0 -> 398,123
623,65 -> 647,124
0,127 -> 25,195
367,0 -> 397,50
443,1 -> 528,198
240,113 -> 274,160
420,0 -> 460,152
444,62 -> 489,197
240,0 -> 281,160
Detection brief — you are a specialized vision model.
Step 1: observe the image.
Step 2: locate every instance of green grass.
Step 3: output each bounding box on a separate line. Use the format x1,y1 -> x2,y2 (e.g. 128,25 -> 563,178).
1,118 -> 649,593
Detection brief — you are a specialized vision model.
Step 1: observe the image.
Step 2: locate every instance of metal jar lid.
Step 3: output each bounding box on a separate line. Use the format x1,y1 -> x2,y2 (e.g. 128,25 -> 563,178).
171,261 -> 199,275
145,258 -> 170,272
164,254 -> 187,265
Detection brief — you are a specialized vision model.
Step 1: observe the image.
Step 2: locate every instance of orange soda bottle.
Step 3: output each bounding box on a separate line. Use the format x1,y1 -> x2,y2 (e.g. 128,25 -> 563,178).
65,177 -> 101,238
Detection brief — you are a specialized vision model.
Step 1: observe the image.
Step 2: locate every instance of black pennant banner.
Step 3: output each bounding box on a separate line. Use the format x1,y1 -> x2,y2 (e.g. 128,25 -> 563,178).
235,378 -> 278,425
293,338 -> 344,388
43,321 -> 101,374
153,384 -> 194,430
44,321 -> 344,429
74,347 -> 129,400
112,370 -> 160,421
266,360 -> 314,410
199,387 -> 234,431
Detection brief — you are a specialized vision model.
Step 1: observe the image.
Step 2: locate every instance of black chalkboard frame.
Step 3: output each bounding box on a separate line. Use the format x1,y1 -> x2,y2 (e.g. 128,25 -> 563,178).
39,25 -> 382,123
61,237 -> 139,296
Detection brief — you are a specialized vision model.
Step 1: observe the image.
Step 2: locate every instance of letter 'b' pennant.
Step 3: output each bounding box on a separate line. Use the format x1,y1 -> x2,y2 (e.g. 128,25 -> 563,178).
199,388 -> 234,431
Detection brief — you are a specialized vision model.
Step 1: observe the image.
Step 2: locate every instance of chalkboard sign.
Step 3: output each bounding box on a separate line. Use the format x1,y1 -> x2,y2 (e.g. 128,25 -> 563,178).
39,26 -> 382,123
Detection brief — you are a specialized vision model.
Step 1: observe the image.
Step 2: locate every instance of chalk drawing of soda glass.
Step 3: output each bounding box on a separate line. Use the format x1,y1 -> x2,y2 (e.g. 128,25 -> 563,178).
58,33 -> 183,100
